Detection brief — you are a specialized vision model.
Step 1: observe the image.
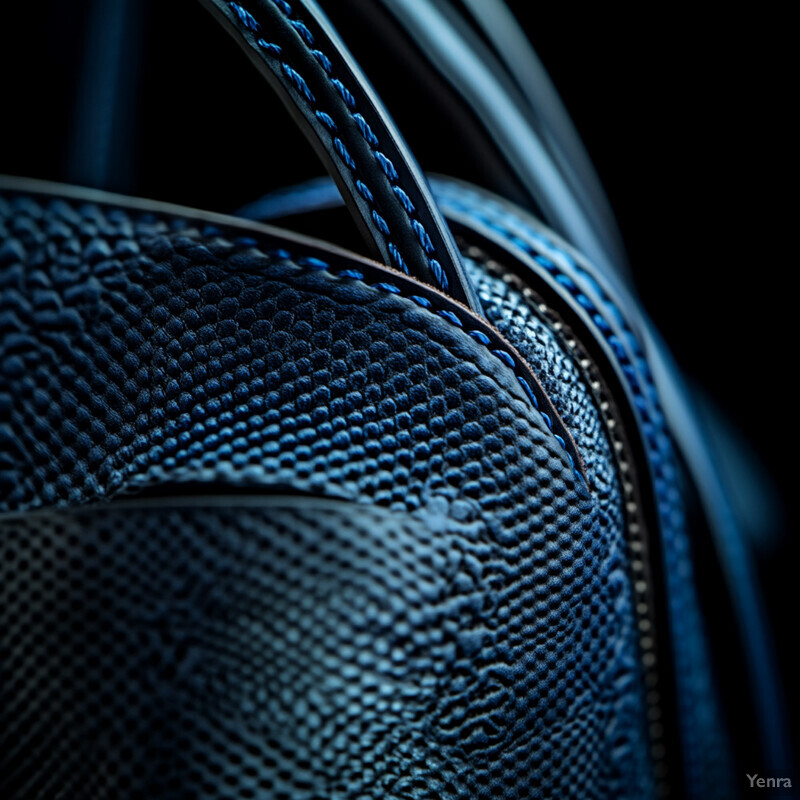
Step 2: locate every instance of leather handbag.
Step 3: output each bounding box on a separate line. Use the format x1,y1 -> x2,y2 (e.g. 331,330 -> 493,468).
0,1 -> 791,798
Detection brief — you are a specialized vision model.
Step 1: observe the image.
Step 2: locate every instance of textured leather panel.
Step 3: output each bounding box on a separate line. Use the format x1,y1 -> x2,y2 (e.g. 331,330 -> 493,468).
2,499 -> 651,799
1,190 -> 653,797
432,181 -> 737,800
466,256 -> 618,497
0,190 -> 576,512
0,0 -> 786,793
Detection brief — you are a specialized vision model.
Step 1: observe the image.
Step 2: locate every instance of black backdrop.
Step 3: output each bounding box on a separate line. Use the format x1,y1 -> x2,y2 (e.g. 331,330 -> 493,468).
508,9 -> 797,759
1,0 -> 795,766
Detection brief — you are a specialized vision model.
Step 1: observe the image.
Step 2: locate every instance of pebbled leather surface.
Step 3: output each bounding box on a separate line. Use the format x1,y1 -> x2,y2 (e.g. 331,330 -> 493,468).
1,495 -> 652,800
0,190 -> 575,510
466,256 -> 619,497
188,172 -> 750,797
1,190 -> 654,798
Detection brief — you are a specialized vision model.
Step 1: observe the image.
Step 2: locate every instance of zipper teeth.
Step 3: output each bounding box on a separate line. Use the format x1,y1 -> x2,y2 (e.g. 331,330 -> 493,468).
467,245 -> 670,797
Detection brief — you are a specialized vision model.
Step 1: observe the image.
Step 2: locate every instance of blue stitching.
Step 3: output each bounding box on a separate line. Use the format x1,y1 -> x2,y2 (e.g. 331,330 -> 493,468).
289,259 -> 570,465
257,38 -> 281,56
516,376 -> 540,410
289,19 -> 314,44
280,63 -> 315,102
353,114 -> 379,148
232,236 -> 258,247
492,349 -> 515,370
226,1 -> 450,291
43,224 -> 575,479
311,49 -> 332,74
227,2 -> 413,277
437,183 -> 662,416
371,281 -> 401,294
314,110 -> 336,131
468,330 -> 490,345
437,309 -> 462,327
330,78 -> 356,109
370,210 -> 390,236
436,192 -> 717,774
428,259 -> 448,292
355,180 -> 373,203
231,3 -> 259,30
337,269 -> 363,280
332,138 -> 356,170
411,219 -> 434,253
295,256 -> 328,270
217,236 -> 574,465
387,243 -> 407,274
374,151 -> 399,182
437,182 -> 694,569
392,186 -> 415,214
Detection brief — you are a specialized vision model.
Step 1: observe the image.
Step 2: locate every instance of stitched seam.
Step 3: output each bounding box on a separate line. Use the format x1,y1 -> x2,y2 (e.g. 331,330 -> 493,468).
443,191 -> 682,512
438,186 -> 662,413
226,2 -> 407,277
228,1 -> 450,292
157,218 -> 574,466
469,242 -> 668,789
282,253 -> 575,469
436,187 -> 672,461
446,190 -> 708,784
0,192 -> 575,505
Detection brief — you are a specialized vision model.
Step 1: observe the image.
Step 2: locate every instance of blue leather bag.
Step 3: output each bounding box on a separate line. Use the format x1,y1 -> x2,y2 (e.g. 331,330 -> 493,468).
0,1 -> 791,797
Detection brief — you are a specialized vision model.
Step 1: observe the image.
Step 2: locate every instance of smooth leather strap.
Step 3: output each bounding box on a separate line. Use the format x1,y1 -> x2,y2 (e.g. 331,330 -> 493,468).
198,0 -> 483,315
365,0 -> 629,285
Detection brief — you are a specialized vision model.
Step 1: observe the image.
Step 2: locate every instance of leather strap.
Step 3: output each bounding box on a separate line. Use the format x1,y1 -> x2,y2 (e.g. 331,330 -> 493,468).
346,0 -> 629,284
198,0 -> 483,315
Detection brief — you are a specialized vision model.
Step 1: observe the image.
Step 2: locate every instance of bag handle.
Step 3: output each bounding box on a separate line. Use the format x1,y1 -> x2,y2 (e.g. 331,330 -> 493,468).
199,0 -> 483,315
331,0 -> 628,284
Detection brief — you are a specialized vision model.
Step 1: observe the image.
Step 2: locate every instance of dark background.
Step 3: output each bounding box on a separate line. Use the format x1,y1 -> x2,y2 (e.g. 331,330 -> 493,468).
2,0 -> 795,770
510,9 -> 798,764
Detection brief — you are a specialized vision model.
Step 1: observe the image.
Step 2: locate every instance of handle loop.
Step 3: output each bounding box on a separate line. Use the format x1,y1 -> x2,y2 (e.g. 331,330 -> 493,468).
200,0 -> 483,314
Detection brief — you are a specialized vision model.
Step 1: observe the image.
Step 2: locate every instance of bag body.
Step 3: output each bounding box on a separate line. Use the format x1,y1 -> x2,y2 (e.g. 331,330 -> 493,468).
0,2 -> 791,798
